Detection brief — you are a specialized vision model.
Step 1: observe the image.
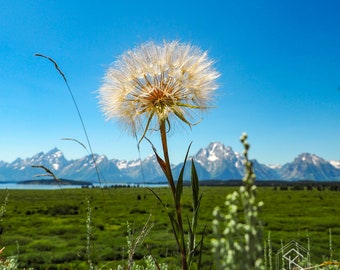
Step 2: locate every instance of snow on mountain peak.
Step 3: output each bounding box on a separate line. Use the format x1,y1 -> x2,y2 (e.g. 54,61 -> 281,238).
298,153 -> 325,166
116,159 -> 142,170
330,160 -> 340,169
46,147 -> 63,156
205,142 -> 234,157
192,142 -> 243,178
52,163 -> 59,170
267,164 -> 282,170
207,151 -> 219,162
95,155 -> 107,164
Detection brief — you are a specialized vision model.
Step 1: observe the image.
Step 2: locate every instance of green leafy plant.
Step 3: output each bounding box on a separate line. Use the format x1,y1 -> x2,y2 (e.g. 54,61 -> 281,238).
114,215 -> 169,270
86,198 -> 95,270
126,215 -> 154,269
211,133 -> 264,270
0,193 -> 19,270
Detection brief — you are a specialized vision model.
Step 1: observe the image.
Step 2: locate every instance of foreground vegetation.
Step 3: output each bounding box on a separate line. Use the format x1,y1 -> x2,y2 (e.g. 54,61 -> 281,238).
29,41 -> 340,269
0,185 -> 339,269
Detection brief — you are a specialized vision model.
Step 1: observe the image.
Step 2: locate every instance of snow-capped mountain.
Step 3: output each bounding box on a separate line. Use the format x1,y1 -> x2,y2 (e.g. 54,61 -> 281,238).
194,142 -> 244,179
0,148 -> 70,182
115,155 -> 164,182
278,153 -> 340,181
60,154 -> 125,181
0,143 -> 339,182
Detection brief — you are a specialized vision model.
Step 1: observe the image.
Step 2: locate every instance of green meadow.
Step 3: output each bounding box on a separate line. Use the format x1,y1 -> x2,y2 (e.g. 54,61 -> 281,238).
0,186 -> 339,269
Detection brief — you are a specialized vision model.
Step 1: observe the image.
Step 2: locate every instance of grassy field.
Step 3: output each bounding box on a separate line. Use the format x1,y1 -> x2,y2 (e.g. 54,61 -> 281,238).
0,186 -> 339,269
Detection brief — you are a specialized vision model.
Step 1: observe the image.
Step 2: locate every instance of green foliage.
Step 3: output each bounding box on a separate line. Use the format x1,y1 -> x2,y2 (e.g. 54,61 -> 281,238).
211,134 -> 265,270
126,215 -> 154,269
149,141 -> 204,269
0,185 -> 339,268
116,255 -> 169,270
187,160 -> 204,269
0,255 -> 19,270
0,193 -> 19,270
0,192 -> 8,223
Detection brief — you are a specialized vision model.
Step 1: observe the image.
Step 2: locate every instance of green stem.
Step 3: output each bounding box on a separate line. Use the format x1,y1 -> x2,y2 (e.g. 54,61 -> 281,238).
159,121 -> 188,270
159,121 -> 176,198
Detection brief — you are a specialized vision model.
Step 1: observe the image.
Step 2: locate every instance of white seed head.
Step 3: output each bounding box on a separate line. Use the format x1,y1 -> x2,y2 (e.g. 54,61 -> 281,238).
98,40 -> 220,136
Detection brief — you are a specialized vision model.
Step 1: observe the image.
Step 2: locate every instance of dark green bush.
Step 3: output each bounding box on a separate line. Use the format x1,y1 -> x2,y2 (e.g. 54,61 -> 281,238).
129,208 -> 147,214
29,240 -> 56,251
51,252 -> 79,263
46,204 -> 79,216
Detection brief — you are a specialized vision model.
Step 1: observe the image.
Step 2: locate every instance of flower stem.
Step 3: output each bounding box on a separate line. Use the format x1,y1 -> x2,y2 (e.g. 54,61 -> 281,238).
159,121 -> 176,197
159,121 -> 188,270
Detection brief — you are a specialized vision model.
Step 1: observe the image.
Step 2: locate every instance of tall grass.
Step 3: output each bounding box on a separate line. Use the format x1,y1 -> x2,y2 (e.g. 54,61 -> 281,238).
0,193 -> 20,270
35,54 -> 102,186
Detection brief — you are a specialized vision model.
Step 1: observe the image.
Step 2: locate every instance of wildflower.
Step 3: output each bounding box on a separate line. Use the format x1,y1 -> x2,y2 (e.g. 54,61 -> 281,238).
98,40 -> 219,139
99,41 -> 219,270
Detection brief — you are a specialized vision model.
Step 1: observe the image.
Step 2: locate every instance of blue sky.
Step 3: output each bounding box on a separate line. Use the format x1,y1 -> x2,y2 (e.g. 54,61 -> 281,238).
0,0 -> 339,165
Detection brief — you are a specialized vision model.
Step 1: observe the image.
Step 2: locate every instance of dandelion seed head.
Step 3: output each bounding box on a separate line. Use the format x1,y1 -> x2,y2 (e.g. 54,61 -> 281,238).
98,40 -> 220,137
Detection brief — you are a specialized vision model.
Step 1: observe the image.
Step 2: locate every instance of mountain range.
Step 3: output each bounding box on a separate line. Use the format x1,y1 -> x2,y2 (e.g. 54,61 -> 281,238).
0,142 -> 339,183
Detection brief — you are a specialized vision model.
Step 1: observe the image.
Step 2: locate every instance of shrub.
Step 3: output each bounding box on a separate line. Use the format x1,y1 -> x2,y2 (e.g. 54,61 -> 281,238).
28,240 -> 55,252
47,204 -> 79,216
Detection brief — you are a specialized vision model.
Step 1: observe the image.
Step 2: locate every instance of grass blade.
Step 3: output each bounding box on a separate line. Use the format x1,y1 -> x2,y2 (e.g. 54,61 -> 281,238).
35,54 -> 102,186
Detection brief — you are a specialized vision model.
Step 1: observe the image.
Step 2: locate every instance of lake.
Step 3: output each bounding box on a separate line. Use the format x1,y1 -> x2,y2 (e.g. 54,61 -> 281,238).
0,182 -> 169,190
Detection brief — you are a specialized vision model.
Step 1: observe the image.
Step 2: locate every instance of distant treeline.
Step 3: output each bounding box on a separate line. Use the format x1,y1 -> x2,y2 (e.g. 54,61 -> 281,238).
14,178 -> 340,191
80,180 -> 340,191
197,179 -> 340,191
17,179 -> 93,186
